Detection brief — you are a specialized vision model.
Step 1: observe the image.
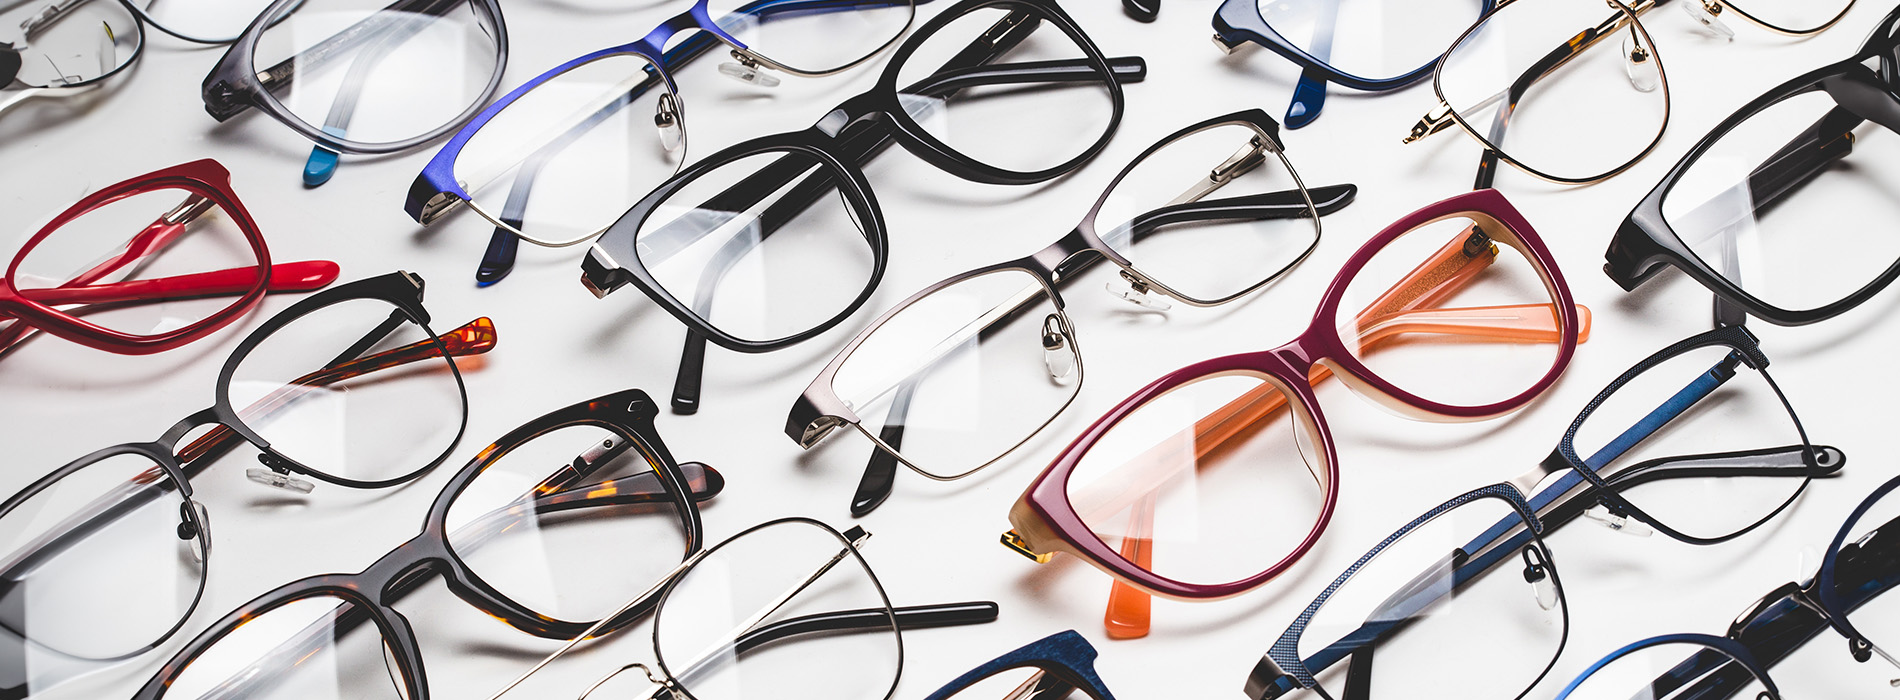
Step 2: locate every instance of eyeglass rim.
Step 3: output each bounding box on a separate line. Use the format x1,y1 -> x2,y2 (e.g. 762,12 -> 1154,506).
200,0 -> 511,155
1212,0 -> 1498,90
920,630 -> 1112,700
0,159 -> 272,353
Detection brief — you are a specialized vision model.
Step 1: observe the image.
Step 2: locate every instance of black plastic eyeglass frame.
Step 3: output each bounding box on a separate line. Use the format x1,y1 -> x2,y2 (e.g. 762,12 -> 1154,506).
786,108 -> 1357,516
579,0 -> 1145,415
131,388 -> 720,700
1605,4 -> 1900,327
200,0 -> 510,155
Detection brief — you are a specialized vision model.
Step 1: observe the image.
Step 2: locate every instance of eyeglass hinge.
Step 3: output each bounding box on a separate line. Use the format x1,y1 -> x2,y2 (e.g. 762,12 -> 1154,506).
1211,33 -> 1242,54
1000,530 -> 1052,563
1403,103 -> 1456,145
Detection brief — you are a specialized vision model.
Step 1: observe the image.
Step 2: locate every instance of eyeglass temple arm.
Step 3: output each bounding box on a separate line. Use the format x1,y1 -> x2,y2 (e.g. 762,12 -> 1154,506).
653,49 -> 1146,413
474,0 -> 915,282
298,3 -> 444,185
1283,0 -> 1341,128
0,261 -> 337,356
847,184 -> 1358,516
731,601 -> 999,656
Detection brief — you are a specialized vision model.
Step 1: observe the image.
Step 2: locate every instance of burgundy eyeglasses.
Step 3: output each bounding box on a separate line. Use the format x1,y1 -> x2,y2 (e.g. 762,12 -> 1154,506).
1001,187 -> 1589,638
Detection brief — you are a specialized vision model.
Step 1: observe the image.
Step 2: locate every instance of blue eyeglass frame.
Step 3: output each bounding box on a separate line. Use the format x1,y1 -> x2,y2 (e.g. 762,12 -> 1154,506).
404,0 -> 925,286
1246,325 -> 1843,700
924,630 -> 1115,700
1552,634 -> 1782,700
1210,0 -> 1497,129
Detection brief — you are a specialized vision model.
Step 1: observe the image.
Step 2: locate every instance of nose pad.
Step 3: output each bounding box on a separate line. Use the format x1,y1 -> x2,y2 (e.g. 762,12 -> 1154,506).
654,92 -> 684,154
1519,545 -> 1559,611
1583,503 -> 1654,537
1041,314 -> 1078,386
1105,271 -> 1172,311
248,453 -> 316,493
718,50 -> 782,88
1680,0 -> 1736,40
1620,34 -> 1661,93
177,500 -> 211,565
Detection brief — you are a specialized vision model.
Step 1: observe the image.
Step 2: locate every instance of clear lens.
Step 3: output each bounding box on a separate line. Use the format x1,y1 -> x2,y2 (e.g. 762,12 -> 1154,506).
1095,122 -> 1319,303
162,596 -> 409,700
830,269 -> 1078,479
0,453 -> 204,660
249,0 -> 503,147
144,0 -> 278,42
1558,641 -> 1769,700
13,188 -> 261,341
447,424 -> 689,623
1256,0 -> 1485,82
1437,0 -> 1666,181
1723,0 -> 1852,34
0,0 -> 140,88
1063,372 -> 1327,587
634,149 -> 875,343
708,0 -> 913,74
1571,344 -> 1816,540
456,53 -> 683,247
941,666 -> 1078,700
1333,215 -> 1566,408
1298,497 -> 1564,699
1836,485 -> 1900,653
894,4 -> 1116,173
655,520 -> 898,700
1661,90 -> 1900,314
227,297 -> 466,484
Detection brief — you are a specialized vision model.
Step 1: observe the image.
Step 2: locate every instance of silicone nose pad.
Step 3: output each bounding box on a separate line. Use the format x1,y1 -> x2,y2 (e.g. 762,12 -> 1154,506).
654,93 -> 683,153
1105,273 -> 1172,311
1621,34 -> 1661,93
718,55 -> 781,88
1041,314 -> 1077,385
1520,546 -> 1559,611
1583,504 -> 1654,537
177,500 -> 211,564
1681,0 -> 1735,40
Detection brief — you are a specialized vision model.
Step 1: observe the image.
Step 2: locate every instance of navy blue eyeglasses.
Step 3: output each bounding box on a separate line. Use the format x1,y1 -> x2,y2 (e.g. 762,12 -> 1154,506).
405,0 -> 924,286
924,630 -> 1115,700
1552,470 -> 1900,700
1245,325 -> 1842,700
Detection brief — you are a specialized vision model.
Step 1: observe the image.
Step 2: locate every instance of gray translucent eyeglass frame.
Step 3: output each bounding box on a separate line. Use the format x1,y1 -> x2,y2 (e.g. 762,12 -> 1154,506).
199,0 -> 510,155
786,108 -> 1357,516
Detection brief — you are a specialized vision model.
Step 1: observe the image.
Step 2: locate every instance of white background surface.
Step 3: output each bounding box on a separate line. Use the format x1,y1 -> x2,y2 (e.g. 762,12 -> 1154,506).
4,0 -> 1900,698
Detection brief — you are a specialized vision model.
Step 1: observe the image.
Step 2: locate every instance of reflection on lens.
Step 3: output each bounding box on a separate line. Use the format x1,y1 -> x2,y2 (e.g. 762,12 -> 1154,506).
249,0 -> 503,147
894,4 -> 1115,173
1662,91 -> 1900,314
1560,641 -> 1768,700
1437,0 -> 1666,181
654,520 -> 898,700
1334,215 -> 1565,408
1571,343 -> 1816,540
164,596 -> 408,700
457,54 -> 683,247
1299,497 -> 1564,699
227,297 -> 465,484
0,454 -> 204,660
1095,121 -> 1318,303
831,269 -> 1077,479
447,424 -> 689,623
1065,372 -> 1326,586
1256,0 -> 1484,81
0,0 -> 140,88
707,0 -> 913,74
635,149 -> 875,344
12,188 -> 260,340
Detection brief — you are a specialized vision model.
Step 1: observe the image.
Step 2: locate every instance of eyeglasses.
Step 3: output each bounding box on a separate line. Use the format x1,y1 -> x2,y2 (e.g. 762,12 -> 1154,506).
1211,0 -> 1496,129
921,630 -> 1115,700
0,271 -> 490,695
0,159 -> 340,359
201,0 -> 508,188
474,517 -> 998,700
1403,0 -> 1853,186
1607,3 -> 1900,327
786,108 -> 1356,516
579,0 -> 1144,416
1001,186 -> 1585,638
405,0 -> 921,286
126,388 -> 729,700
1550,469 -> 1900,700
0,0 -> 143,119
1243,325 -> 1842,700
